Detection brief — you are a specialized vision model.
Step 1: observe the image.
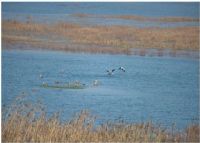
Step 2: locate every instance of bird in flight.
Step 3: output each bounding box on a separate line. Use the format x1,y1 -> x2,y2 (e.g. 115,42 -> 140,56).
119,67 -> 125,72
106,69 -> 115,76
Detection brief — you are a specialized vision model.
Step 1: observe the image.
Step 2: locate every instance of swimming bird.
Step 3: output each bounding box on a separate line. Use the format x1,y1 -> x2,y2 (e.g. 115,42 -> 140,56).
106,69 -> 115,76
93,80 -> 100,86
39,74 -> 43,79
119,67 -> 125,72
42,82 -> 48,86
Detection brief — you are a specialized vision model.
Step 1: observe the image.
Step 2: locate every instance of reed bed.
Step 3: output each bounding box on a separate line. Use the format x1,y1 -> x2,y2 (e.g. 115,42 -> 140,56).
104,15 -> 199,22
2,20 -> 199,55
71,13 -> 199,22
2,94 -> 199,142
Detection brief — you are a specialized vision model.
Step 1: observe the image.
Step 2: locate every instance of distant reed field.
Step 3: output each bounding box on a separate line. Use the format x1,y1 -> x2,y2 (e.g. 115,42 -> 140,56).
2,20 -> 199,55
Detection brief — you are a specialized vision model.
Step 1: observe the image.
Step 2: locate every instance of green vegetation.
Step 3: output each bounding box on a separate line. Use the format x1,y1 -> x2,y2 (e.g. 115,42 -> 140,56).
41,82 -> 86,89
2,95 -> 199,142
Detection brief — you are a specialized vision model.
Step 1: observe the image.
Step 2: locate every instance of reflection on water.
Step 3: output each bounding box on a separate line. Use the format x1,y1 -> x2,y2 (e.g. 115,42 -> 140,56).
2,50 -> 199,129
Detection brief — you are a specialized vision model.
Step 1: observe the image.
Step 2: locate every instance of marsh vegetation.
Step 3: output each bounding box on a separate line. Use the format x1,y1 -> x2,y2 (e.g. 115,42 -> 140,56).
2,95 -> 199,142
73,13 -> 199,22
2,20 -> 199,55
41,81 -> 86,89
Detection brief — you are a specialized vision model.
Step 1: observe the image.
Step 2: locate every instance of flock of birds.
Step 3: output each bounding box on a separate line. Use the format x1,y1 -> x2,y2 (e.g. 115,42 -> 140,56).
40,66 -> 125,87
106,66 -> 125,76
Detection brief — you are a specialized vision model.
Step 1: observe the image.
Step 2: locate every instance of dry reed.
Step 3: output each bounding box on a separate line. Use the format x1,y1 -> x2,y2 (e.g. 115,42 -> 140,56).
2,94 -> 199,142
72,13 -> 199,22
2,20 -> 199,55
106,15 -> 199,22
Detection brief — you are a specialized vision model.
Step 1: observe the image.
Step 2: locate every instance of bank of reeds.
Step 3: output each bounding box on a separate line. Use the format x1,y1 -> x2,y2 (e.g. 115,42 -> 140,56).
2,20 -> 199,54
71,13 -> 199,22
105,15 -> 199,22
2,95 -> 199,142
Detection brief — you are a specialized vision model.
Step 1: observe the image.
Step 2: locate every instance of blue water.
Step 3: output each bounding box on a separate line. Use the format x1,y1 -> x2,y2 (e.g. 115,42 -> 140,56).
2,2 -> 199,27
2,50 -> 199,129
2,2 -> 199,18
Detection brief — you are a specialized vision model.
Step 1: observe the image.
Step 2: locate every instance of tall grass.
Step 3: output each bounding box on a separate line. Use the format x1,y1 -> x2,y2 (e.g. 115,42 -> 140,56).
2,95 -> 199,142
2,20 -> 199,54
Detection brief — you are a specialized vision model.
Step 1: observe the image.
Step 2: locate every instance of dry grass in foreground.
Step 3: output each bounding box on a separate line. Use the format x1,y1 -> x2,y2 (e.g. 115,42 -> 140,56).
2,20 -> 199,55
2,95 -> 199,142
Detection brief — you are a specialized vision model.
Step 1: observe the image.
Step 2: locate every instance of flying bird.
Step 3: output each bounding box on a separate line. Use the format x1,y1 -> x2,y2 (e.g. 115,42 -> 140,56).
119,67 -> 125,72
106,69 -> 115,75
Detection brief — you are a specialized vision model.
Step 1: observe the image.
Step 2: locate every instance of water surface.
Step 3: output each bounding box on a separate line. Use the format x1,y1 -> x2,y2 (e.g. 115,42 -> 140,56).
2,2 -> 199,18
2,50 -> 199,129
2,2 -> 199,27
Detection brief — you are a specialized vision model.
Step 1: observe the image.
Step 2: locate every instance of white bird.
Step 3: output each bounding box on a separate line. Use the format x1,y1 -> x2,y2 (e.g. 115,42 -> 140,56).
39,74 -> 43,78
93,80 -> 100,86
106,69 -> 115,76
119,67 -> 125,72
42,82 -> 48,86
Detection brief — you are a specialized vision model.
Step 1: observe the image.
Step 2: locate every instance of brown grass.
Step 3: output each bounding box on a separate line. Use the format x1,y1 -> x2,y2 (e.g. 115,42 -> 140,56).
2,20 -> 199,54
72,13 -> 199,23
2,95 -> 199,142
107,15 -> 199,23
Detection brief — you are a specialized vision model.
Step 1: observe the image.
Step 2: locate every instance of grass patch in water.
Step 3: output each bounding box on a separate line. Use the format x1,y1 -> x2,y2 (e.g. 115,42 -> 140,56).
41,82 -> 86,89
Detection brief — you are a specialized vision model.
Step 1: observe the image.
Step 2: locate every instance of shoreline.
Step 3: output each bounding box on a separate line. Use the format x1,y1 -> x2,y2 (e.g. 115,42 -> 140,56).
72,13 -> 199,23
3,43 -> 199,60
